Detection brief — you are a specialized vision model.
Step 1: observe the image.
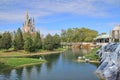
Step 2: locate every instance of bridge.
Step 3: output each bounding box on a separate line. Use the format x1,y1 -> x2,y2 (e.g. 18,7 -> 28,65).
60,42 -> 95,48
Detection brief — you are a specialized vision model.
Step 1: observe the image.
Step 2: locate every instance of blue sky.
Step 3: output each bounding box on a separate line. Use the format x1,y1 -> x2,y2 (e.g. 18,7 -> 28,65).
0,0 -> 120,35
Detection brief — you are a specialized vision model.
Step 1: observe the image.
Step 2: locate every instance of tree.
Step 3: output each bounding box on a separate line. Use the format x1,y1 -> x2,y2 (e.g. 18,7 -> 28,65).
100,32 -> 107,35
73,28 -> 83,42
53,34 -> 61,49
33,32 -> 42,50
61,29 -> 67,42
66,28 -> 74,42
44,34 -> 54,50
0,34 -> 2,39
0,34 -> 2,49
61,27 -> 98,42
1,32 -> 12,50
24,36 -> 35,52
13,28 -> 24,50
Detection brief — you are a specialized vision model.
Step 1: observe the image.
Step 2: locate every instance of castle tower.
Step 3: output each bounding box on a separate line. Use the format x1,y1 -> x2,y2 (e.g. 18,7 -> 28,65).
26,11 -> 29,26
22,11 -> 36,33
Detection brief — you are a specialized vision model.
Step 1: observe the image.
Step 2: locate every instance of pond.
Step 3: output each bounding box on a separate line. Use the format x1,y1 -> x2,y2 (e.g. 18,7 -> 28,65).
0,49 -> 100,80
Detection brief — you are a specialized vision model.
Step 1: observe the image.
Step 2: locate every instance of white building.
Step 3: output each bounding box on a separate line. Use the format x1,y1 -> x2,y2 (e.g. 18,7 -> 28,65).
110,25 -> 120,42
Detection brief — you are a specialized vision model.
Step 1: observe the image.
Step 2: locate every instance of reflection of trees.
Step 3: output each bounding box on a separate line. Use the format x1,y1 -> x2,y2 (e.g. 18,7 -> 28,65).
9,69 -> 18,80
62,49 -> 90,61
0,63 -> 12,74
27,55 -> 42,59
62,49 -> 82,61
35,65 -> 42,74
30,66 -> 40,80
44,53 -> 60,72
20,65 -> 42,80
0,53 -> 60,79
0,64 -> 43,80
90,63 -> 99,68
16,67 -> 23,78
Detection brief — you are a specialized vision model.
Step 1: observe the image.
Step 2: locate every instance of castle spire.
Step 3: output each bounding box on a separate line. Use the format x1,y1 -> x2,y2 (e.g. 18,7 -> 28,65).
33,17 -> 34,25
26,10 -> 29,26
23,11 -> 36,33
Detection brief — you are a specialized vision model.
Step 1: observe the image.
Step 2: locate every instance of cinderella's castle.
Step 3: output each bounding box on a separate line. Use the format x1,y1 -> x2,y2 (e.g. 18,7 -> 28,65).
22,11 -> 36,33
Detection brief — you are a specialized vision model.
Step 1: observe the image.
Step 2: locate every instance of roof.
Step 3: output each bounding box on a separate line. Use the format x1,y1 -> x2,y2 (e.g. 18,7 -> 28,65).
94,34 -> 110,40
112,25 -> 120,31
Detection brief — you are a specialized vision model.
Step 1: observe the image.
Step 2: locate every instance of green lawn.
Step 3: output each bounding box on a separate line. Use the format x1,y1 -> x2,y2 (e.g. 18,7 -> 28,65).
0,48 -> 64,71
84,47 -> 100,60
0,58 -> 45,68
0,48 -> 65,57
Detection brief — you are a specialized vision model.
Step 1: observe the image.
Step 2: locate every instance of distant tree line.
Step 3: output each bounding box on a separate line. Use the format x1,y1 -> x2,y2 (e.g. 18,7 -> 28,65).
61,27 -> 98,42
0,28 -> 61,52
0,27 -> 98,52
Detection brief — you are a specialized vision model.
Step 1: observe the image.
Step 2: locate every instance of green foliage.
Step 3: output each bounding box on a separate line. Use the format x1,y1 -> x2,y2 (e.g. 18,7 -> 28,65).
44,34 -> 54,50
0,34 -> 2,39
100,32 -> 107,35
0,29 -> 61,52
0,32 -> 12,50
33,32 -> 42,50
61,27 -> 98,42
13,28 -> 24,50
84,48 -> 99,60
43,33 -> 61,50
61,29 -> 67,42
0,34 -> 2,49
0,58 -> 45,67
24,36 -> 35,52
53,34 -> 61,49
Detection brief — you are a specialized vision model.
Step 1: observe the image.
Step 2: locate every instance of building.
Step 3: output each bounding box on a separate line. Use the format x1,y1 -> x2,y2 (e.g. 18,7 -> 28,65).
94,34 -> 110,46
94,25 -> 120,46
110,25 -> 120,42
22,11 -> 36,33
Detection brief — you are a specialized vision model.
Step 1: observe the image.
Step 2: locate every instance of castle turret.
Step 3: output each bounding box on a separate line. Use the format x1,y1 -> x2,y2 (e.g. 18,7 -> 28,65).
22,11 -> 36,33
26,11 -> 29,26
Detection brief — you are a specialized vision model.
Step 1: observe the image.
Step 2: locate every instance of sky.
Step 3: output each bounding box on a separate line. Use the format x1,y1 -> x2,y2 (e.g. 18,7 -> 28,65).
0,0 -> 120,36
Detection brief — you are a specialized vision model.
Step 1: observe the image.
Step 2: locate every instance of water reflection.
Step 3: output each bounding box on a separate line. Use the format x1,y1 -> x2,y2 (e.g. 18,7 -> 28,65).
62,48 -> 90,61
0,49 -> 100,80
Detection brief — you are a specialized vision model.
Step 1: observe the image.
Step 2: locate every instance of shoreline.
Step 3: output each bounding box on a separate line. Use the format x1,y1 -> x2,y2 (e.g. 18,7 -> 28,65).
0,58 -> 46,71
14,61 -> 46,68
0,50 -> 65,58
0,49 -> 65,71
0,61 -> 46,72
75,59 -> 99,63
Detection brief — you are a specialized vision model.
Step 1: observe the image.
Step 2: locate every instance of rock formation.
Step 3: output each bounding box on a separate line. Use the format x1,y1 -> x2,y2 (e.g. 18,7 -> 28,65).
96,43 -> 120,80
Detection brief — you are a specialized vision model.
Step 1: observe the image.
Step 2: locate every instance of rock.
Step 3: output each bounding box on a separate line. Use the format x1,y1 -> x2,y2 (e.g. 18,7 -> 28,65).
78,56 -> 82,60
96,43 -> 120,80
85,58 -> 90,63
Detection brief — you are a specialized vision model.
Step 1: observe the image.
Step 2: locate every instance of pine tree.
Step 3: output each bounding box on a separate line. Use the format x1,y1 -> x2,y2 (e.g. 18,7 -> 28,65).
53,34 -> 61,49
24,36 -> 35,52
13,28 -> 24,50
34,32 -> 42,50
1,32 -> 12,50
0,40 -> 1,49
44,34 -> 54,50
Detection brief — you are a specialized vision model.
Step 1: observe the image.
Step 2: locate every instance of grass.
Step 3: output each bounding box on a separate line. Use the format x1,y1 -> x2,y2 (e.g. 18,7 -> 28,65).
0,58 -> 45,68
84,47 -> 100,60
0,48 -> 65,58
54,47 -> 66,51
76,47 -> 100,63
0,47 -> 64,70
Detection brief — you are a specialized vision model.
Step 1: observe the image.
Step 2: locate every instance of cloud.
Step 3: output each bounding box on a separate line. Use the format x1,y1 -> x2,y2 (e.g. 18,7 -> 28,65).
0,12 -> 24,21
0,0 -> 120,22
30,0 -> 108,17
